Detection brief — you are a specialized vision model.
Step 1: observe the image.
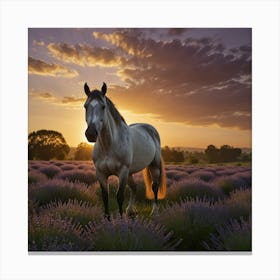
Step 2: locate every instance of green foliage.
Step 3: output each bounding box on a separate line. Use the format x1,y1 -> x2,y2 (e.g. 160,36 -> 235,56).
205,145 -> 220,163
161,146 -> 184,162
240,152 -> 251,162
28,130 -> 70,160
74,142 -> 93,160
188,154 -> 199,164
205,144 -> 242,163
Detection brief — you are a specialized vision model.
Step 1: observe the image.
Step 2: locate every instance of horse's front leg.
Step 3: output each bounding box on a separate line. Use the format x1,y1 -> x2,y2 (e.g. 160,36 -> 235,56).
117,167 -> 129,217
96,170 -> 109,219
126,175 -> 137,218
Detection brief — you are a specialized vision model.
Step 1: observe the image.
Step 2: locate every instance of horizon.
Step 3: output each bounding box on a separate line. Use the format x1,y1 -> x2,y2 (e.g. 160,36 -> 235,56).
28,28 -> 252,148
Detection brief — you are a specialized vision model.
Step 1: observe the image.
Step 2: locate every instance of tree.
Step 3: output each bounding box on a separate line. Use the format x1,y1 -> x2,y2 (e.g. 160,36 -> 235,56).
161,146 -> 185,162
28,130 -> 70,160
220,145 -> 242,162
205,145 -> 220,163
74,142 -> 93,160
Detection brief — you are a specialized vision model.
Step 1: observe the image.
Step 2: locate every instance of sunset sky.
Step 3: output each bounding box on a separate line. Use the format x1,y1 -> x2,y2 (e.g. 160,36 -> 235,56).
28,28 -> 251,148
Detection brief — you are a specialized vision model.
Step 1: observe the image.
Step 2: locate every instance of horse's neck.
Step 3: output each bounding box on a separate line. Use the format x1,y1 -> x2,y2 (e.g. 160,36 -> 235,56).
97,111 -> 127,151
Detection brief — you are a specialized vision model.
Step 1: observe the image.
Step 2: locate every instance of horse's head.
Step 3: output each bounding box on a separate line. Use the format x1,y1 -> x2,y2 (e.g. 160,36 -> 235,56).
83,82 -> 107,142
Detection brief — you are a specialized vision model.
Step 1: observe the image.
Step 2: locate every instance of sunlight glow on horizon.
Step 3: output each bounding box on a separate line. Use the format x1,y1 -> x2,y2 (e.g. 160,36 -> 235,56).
28,100 -> 251,148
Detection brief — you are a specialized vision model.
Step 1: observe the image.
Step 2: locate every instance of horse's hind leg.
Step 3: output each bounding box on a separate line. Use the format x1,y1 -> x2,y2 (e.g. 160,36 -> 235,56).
126,175 -> 137,217
148,155 -> 161,215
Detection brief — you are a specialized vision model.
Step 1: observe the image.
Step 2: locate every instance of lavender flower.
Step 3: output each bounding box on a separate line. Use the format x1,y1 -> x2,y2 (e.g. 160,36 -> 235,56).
29,213 -> 93,251
168,178 -> 223,202
203,217 -> 251,251
57,169 -> 96,186
153,198 -> 229,250
85,216 -> 181,251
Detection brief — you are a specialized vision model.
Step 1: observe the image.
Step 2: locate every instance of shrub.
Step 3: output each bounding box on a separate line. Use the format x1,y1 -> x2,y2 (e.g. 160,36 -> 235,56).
190,170 -> 216,182
85,216 -> 180,251
60,164 -> 76,171
203,218 -> 251,251
216,169 -> 236,176
28,171 -> 47,185
234,171 -> 251,187
39,165 -> 61,179
153,199 -> 229,250
77,163 -> 94,171
167,178 -> 223,202
52,161 -> 64,167
29,179 -> 98,207
225,188 -> 251,220
57,169 -> 96,186
40,200 -> 103,227
166,170 -> 189,181
213,175 -> 246,195
29,213 -> 92,251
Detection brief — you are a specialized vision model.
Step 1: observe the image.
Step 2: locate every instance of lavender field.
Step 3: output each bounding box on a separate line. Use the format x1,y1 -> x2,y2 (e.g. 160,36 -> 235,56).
28,161 -> 251,251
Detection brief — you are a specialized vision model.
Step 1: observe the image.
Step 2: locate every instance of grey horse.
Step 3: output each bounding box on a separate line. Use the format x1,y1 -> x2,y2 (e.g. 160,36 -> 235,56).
84,82 -> 166,218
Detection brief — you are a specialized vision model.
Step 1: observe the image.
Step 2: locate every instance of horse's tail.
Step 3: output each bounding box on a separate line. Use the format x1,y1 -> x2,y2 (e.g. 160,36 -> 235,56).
158,158 -> 167,199
143,157 -> 166,200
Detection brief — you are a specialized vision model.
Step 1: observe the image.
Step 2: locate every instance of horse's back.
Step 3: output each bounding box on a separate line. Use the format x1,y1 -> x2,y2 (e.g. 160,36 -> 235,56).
128,123 -> 160,173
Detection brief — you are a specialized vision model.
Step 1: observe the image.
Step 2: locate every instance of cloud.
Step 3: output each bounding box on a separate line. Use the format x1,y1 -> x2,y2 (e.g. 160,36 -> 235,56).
29,90 -> 57,102
28,56 -> 78,77
29,90 -> 84,107
95,29 -> 252,130
35,29 -> 251,130
62,96 -> 84,104
33,40 -> 45,46
47,43 -> 123,67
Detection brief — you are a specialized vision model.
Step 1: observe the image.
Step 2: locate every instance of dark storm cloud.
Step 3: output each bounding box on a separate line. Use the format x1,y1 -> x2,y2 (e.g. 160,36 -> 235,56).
28,56 -> 78,77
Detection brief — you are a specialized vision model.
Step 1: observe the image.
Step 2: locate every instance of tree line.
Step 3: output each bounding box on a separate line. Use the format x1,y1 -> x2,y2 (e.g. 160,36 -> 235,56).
28,129 -> 251,163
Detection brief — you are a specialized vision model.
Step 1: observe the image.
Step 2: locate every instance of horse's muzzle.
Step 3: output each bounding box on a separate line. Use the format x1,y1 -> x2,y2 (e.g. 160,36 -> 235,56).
85,125 -> 97,142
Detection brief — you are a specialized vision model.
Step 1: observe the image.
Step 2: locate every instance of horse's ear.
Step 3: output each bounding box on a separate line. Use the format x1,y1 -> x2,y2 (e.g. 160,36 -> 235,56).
101,82 -> 107,95
84,83 -> 91,96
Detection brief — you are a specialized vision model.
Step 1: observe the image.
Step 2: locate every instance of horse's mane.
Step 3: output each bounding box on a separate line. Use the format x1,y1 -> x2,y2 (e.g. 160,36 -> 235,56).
105,96 -> 126,126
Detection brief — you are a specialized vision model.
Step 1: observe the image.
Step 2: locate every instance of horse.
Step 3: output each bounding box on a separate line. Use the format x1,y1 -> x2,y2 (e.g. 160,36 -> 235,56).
83,82 -> 166,219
